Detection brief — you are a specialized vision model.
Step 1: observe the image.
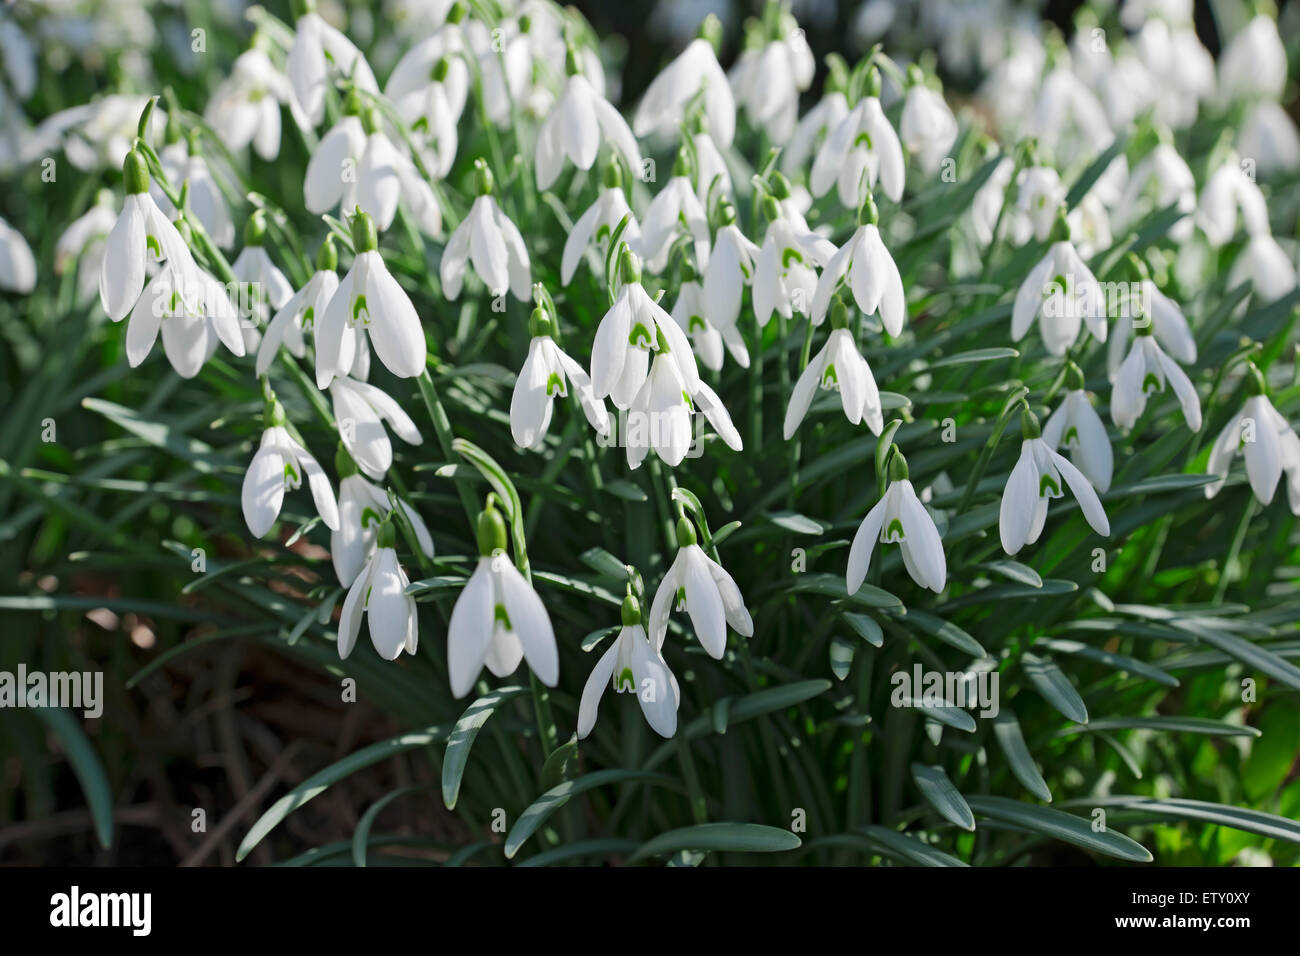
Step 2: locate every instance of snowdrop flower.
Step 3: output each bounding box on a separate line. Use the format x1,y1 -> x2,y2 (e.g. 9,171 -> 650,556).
702,201 -> 759,331
1217,15 -> 1288,103
811,196 -> 906,336
1029,67 -> 1113,163
671,270 -> 750,371
729,11 -> 815,144
462,15 -> 533,127
55,193 -> 117,304
205,46 -> 293,161
847,449 -> 946,594
692,131 -> 733,206
303,97 -> 366,217
591,249 -> 700,409
1205,366 -> 1300,513
578,594 -> 679,739
1117,142 -> 1196,243
388,52 -> 465,180
287,1 -> 378,129
447,503 -> 559,697
241,400 -> 340,538
625,338 -> 742,469
0,215 -> 36,294
0,16 -> 35,101
636,150 -> 711,273
535,46 -> 642,191
784,302 -> 884,439
511,308 -> 609,449
1239,101 -> 1300,177
811,70 -> 904,206
337,520 -> 418,661
356,116 -> 443,237
999,411 -> 1109,556
648,517 -> 753,659
633,17 -> 734,147
1112,326 -> 1202,431
560,160 -> 640,286
1106,271 -> 1196,381
257,238 -> 341,377
99,150 -> 195,321
752,195 -> 837,327
1198,157 -> 1270,247
317,210 -> 426,387
332,459 -> 434,588
1067,191 -> 1113,260
231,212 -> 293,332
971,157 -> 1014,248
1012,219 -> 1107,356
1042,365 -> 1113,493
1133,18 -> 1214,128
330,375 -> 423,480
899,67 -> 958,176
1011,166 -> 1066,245
152,135 -> 236,249
1228,234 -> 1298,304
782,77 -> 849,177
440,161 -> 531,300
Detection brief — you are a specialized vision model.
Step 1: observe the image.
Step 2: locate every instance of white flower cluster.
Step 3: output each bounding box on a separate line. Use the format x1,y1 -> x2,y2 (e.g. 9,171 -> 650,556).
6,0 -> 1299,740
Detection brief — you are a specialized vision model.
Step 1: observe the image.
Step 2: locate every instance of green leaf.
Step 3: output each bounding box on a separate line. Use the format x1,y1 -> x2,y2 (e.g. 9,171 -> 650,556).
928,347 -> 1019,369
602,479 -> 647,502
627,823 -> 801,862
442,686 -> 530,809
993,710 -> 1053,802
1081,797 -> 1300,845
911,763 -> 975,831
1021,652 -> 1088,723
1059,716 -> 1260,738
36,708 -> 114,850
353,785 -> 433,867
965,795 -> 1152,863
1171,620 -> 1300,692
505,770 -> 676,858
843,611 -> 883,647
856,825 -> 969,866
977,559 -> 1042,588
238,724 -> 450,862
892,608 -> 986,657
540,735 -> 580,789
1038,637 -> 1179,687
767,510 -> 826,534
830,635 -> 855,680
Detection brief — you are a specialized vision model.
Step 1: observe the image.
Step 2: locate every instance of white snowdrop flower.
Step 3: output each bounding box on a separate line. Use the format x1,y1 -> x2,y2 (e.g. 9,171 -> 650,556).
330,374 -> 423,480
560,161 -> 640,286
692,130 -> 733,206
970,157 -> 1014,248
999,413 -> 1110,556
1227,234 -> 1298,304
1116,142 -> 1196,243
231,212 -> 293,335
1112,327 -> 1202,432
784,305 -> 884,439
1217,15 -> 1288,103
624,344 -> 742,470
447,504 -> 559,697
332,465 -> 434,588
316,210 -> 426,388
241,401 -> 341,538
980,44 -> 1046,138
810,72 -> 905,207
257,239 -> 342,377
671,274 -> 749,372
287,2 -> 378,129
590,248 -> 700,409
388,52 -> 465,179
1012,222 -> 1107,356
511,308 -> 609,449
1030,67 -> 1113,163
636,153 -> 711,273
356,119 -> 443,237
1067,191 -> 1113,260
1204,365 -> 1299,512
1011,166 -> 1066,245
152,137 -> 236,250
648,517 -> 753,659
99,150 -> 195,321
440,160 -> 531,300
205,47 -> 293,162
1042,366 -> 1113,493
24,94 -> 163,173
337,522 -> 418,661
1106,273 -> 1196,382
303,103 -> 366,218
633,18 -> 734,147
847,449 -> 946,594
729,12 -> 815,144
899,67 -> 958,176
1197,156 -> 1270,247
578,594 -> 679,739
0,16 -> 36,101
782,84 -> 849,177
752,199 -> 836,327
1239,101 -> 1300,177
462,16 -> 533,127
811,197 -> 906,336
123,225 -> 246,378
55,193 -> 117,304
0,215 -> 36,294
702,201 -> 759,332
1133,19 -> 1215,128
535,47 -> 641,192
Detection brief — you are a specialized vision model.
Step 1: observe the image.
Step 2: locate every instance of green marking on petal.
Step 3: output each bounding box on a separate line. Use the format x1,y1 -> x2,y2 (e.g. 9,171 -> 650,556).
411,116 -> 429,133
1063,426 -> 1078,445
146,234 -> 162,259
1039,474 -> 1060,497
493,603 -> 512,630
781,247 -> 803,269
853,131 -> 873,150
302,307 -> 314,329
596,224 -> 611,243
360,506 -> 383,528
545,371 -> 565,397
352,294 -> 370,326
1141,372 -> 1162,395
675,585 -> 686,611
884,518 -> 904,541
615,667 -> 635,693
822,363 -> 839,388
628,322 -> 653,347
688,315 -> 707,333
283,461 -> 299,485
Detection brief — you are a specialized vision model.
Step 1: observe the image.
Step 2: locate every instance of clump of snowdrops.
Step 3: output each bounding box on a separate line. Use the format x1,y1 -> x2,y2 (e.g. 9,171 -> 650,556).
3,0 -> 1300,867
